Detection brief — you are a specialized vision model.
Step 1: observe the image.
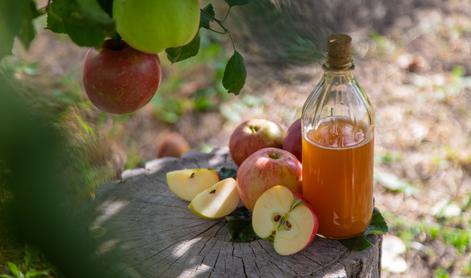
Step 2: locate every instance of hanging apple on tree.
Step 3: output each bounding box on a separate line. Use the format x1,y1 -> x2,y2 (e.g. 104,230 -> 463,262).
1,0 -> 249,114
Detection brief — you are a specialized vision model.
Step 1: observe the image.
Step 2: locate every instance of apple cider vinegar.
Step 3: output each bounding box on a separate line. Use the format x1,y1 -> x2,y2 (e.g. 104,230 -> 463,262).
302,117 -> 373,238
302,34 -> 375,239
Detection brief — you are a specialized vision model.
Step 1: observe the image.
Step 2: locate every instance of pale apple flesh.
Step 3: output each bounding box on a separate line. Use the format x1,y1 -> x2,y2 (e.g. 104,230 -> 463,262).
188,178 -> 240,220
252,185 -> 318,256
166,169 -> 219,201
274,205 -> 316,256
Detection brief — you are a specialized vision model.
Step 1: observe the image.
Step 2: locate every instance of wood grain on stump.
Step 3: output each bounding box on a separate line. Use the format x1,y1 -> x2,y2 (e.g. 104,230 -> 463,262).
93,148 -> 382,278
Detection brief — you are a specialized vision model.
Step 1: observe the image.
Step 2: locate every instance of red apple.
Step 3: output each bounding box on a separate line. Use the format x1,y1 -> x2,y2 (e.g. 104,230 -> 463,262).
83,39 -> 161,114
236,147 -> 302,210
283,118 -> 302,161
229,119 -> 284,165
252,185 -> 318,255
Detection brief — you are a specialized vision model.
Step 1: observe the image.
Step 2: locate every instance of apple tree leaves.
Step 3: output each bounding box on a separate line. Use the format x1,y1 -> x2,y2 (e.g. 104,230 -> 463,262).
0,0 -> 39,59
223,51 -> 246,94
47,0 -> 115,47
169,2 -> 249,95
1,0 -> 250,95
200,4 -> 216,29
166,33 -> 201,63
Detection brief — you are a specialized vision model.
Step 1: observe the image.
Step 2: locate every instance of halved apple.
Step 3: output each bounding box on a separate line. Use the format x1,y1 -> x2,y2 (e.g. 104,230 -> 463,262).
188,178 -> 240,219
252,185 -> 319,256
166,169 -> 219,201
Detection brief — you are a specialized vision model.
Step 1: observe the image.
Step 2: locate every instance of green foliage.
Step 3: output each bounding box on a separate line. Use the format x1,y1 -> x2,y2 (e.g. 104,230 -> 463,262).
0,0 -> 39,58
226,207 -> 259,242
434,267 -> 449,278
0,73 -> 128,278
222,51 -> 246,94
217,167 -> 237,180
1,0 -> 251,95
166,32 -> 201,63
200,4 -> 216,29
0,246 -> 53,278
47,0 -> 115,47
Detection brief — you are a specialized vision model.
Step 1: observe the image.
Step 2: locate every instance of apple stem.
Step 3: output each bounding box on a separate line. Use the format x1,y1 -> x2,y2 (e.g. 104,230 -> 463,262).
249,125 -> 260,133
268,152 -> 280,160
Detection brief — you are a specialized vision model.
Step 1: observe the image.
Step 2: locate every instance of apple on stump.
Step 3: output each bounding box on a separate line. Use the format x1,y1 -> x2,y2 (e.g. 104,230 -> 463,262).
236,147 -> 302,210
252,185 -> 319,256
229,119 -> 285,166
283,118 -> 302,161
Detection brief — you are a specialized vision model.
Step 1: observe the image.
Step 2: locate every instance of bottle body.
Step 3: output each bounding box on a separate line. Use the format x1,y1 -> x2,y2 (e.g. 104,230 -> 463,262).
302,64 -> 374,239
302,116 -> 374,239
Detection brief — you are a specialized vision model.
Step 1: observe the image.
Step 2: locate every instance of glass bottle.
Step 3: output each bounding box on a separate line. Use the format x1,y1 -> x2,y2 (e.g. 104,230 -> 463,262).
301,34 -> 375,239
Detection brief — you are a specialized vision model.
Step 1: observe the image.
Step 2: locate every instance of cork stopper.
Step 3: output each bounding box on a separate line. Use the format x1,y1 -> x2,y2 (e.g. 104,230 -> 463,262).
324,34 -> 353,70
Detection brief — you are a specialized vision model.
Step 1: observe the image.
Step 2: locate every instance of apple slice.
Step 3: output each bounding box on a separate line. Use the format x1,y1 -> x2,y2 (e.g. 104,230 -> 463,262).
188,178 -> 240,219
166,169 -> 219,201
252,185 -> 318,256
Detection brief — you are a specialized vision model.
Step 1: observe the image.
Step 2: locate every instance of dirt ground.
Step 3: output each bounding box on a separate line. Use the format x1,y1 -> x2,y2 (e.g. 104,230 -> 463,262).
5,0 -> 471,277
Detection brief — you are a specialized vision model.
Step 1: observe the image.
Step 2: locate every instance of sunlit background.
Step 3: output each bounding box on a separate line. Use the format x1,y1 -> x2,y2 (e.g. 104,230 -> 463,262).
1,0 -> 470,277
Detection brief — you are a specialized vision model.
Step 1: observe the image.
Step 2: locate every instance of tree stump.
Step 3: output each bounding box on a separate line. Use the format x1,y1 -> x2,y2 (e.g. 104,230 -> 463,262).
94,148 -> 382,278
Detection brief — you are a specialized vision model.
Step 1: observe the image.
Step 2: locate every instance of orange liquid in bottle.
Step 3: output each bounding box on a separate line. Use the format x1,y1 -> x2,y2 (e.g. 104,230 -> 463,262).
302,116 -> 374,239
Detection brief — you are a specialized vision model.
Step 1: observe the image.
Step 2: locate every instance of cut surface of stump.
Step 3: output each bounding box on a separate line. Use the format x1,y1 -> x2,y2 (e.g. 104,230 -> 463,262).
93,148 -> 382,278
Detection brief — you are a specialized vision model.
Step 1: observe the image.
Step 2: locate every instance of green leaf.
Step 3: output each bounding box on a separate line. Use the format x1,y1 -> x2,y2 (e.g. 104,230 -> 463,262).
0,0 -> 36,58
225,207 -> 258,242
340,236 -> 373,251
47,0 -> 115,47
97,0 -> 113,17
166,33 -> 200,63
365,207 -> 389,235
225,0 -> 250,6
217,167 -> 237,180
18,1 -> 40,49
200,4 -> 215,29
25,270 -> 49,278
340,207 -> 389,251
7,262 -> 23,278
222,51 -> 246,94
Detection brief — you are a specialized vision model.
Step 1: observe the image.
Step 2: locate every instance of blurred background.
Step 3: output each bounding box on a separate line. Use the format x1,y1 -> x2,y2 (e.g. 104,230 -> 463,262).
1,0 -> 470,277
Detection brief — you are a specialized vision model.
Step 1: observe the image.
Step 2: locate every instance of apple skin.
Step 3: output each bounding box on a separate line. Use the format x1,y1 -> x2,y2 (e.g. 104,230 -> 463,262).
291,191 -> 319,249
83,40 -> 161,114
282,118 -> 302,161
113,0 -> 200,54
236,148 -> 302,210
229,119 -> 285,166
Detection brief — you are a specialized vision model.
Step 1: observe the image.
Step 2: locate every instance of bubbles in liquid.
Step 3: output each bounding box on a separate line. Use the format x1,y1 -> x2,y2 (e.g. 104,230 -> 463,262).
309,117 -> 367,148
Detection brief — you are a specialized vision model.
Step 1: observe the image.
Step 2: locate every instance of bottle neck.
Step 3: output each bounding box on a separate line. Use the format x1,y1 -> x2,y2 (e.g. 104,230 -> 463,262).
322,67 -> 355,80
322,61 -> 354,72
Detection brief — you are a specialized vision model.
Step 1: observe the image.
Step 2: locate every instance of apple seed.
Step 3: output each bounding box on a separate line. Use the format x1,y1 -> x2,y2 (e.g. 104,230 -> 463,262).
286,221 -> 292,230
273,214 -> 281,222
209,189 -> 216,194
190,172 -> 195,178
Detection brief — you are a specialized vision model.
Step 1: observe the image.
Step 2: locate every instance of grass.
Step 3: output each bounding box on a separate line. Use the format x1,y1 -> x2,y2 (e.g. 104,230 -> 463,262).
0,246 -> 56,278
